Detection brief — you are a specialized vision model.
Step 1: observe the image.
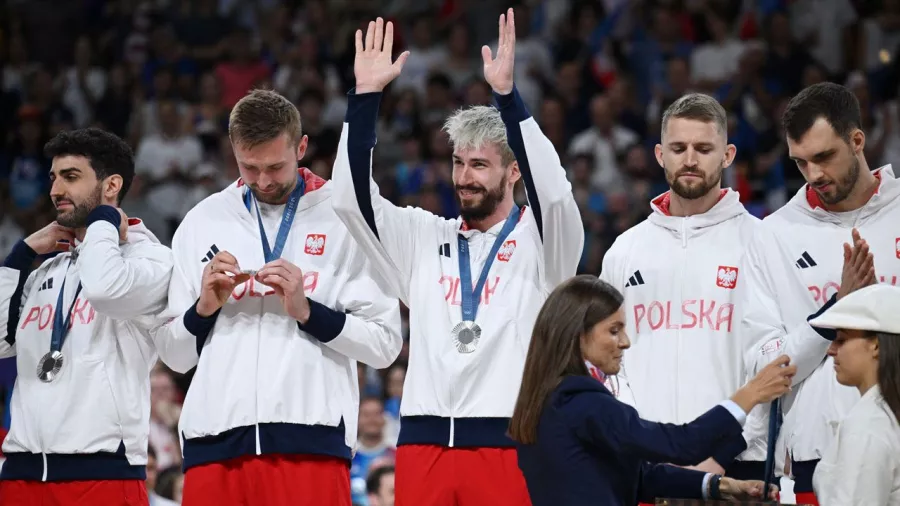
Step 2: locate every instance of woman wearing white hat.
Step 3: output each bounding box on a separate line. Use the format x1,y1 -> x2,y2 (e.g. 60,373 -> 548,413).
808,283 -> 900,506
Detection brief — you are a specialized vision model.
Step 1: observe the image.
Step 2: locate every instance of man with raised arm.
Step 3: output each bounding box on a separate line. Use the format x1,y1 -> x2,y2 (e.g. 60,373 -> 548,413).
332,12 -> 583,506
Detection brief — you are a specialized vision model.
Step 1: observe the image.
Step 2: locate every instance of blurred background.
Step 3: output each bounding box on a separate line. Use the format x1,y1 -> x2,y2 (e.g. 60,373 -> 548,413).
2,0 -> 900,504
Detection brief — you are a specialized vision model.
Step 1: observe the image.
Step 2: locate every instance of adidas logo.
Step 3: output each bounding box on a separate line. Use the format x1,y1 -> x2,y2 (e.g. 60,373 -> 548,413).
38,278 -> 54,291
201,244 -> 220,263
438,243 -> 451,258
625,270 -> 645,287
795,251 -> 817,269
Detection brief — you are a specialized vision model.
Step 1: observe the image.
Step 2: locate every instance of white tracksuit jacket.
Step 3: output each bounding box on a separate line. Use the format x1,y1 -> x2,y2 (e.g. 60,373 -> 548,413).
740,164 -> 900,490
331,85 -> 584,448
599,189 -> 766,469
0,207 -> 172,481
151,169 -> 402,471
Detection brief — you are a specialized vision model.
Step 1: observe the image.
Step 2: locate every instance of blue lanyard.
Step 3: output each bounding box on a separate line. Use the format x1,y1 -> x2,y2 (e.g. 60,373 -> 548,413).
762,399 -> 782,498
456,205 -> 519,322
51,264 -> 82,353
242,178 -> 306,263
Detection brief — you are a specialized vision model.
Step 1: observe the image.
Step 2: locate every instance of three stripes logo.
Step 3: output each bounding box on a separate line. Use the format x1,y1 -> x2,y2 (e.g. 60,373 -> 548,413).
625,270 -> 645,287
38,278 -> 54,291
201,244 -> 220,263
438,243 -> 451,258
795,251 -> 817,269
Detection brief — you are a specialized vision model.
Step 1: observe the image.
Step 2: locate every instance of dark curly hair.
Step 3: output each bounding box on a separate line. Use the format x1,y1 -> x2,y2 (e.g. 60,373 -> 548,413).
43,128 -> 135,204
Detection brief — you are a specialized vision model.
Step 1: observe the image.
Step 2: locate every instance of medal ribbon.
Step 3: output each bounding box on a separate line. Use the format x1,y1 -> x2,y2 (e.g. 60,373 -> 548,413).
50,263 -> 83,354
456,205 -> 519,322
243,177 -> 306,263
762,399 -> 782,498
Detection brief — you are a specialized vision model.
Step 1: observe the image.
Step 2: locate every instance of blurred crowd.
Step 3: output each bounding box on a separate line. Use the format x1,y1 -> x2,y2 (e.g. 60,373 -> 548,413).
2,0 -> 900,504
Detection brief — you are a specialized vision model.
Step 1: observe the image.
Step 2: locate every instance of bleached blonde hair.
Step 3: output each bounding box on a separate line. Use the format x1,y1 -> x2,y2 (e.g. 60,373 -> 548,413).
442,106 -> 516,166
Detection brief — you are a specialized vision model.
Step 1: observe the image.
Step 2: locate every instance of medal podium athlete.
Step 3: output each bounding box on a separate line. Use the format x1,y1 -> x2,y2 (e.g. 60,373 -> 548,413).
0,128 -> 173,506
332,12 -> 583,506
152,89 -> 402,506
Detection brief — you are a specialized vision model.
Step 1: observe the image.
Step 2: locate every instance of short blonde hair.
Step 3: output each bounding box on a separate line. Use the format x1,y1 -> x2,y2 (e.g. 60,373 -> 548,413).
442,106 -> 516,166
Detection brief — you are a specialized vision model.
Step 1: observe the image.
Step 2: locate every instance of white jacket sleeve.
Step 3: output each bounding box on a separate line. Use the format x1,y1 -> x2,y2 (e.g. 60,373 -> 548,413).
78,208 -> 173,319
331,90 -> 444,305
0,241 -> 40,358
740,227 -> 834,384
149,220 -> 207,373
494,86 -> 584,287
299,245 -> 402,369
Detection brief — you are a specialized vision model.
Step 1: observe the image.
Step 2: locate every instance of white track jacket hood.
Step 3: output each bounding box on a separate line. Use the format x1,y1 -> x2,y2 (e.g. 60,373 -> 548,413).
600,189 -> 763,466
151,169 -> 402,471
0,209 -> 172,482
739,165 -> 900,484
332,85 -> 584,448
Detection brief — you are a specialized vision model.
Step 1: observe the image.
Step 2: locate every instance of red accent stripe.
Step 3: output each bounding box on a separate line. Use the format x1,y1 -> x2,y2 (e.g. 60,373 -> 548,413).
651,189 -> 728,216
235,167 -> 327,193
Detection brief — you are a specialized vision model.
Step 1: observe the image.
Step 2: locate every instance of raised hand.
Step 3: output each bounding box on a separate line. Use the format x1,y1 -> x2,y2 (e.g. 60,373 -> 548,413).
837,228 -> 876,300
481,7 -> 516,95
255,259 -> 311,323
196,251 -> 250,317
24,222 -> 76,255
355,17 -> 410,94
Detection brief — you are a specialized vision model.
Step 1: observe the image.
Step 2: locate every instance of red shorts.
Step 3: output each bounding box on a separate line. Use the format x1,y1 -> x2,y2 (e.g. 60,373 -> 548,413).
795,491 -> 820,505
182,453 -> 350,506
395,444 -> 531,506
0,479 -> 148,506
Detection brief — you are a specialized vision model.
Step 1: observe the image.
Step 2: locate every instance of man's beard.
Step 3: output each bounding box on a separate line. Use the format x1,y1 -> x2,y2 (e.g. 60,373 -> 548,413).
667,165 -> 723,200
55,185 -> 102,228
455,175 -> 507,223
814,156 -> 859,205
251,181 -> 295,205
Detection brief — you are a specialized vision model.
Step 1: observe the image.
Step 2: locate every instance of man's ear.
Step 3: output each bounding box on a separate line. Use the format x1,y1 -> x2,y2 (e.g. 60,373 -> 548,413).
103,174 -> 123,204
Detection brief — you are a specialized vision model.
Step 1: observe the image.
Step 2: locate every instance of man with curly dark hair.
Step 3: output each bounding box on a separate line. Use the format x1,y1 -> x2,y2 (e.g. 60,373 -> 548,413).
0,128 -> 173,506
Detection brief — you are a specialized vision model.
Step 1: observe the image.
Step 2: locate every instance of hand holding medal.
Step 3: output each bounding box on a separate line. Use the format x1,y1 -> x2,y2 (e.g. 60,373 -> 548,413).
255,259 -> 311,324
197,251 -> 251,317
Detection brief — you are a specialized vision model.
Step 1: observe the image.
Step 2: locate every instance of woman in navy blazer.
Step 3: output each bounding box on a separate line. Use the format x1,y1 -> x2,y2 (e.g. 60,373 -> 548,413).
509,276 -> 796,506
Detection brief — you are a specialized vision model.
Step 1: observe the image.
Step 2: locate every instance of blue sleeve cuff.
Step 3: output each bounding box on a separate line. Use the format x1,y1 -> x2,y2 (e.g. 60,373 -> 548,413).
345,88 -> 381,148
184,300 -> 220,356
492,85 -> 532,124
807,294 -> 838,341
3,240 -> 38,270
297,298 -> 347,344
85,205 -> 122,229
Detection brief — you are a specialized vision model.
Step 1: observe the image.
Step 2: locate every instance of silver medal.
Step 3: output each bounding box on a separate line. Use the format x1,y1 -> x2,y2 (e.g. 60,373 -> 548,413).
37,350 -> 64,383
451,321 -> 482,354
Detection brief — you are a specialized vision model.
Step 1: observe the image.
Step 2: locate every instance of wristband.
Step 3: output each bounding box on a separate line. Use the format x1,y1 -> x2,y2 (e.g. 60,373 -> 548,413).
709,474 -> 723,500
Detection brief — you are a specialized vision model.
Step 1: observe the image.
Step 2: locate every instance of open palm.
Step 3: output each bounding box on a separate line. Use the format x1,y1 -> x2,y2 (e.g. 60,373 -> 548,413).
355,17 -> 409,94
481,8 -> 516,95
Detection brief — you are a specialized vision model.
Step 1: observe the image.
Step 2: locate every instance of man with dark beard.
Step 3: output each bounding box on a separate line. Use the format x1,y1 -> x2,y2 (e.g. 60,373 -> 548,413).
738,82 -> 900,506
0,128 -> 174,505
332,13 -> 583,506
598,93 -> 773,499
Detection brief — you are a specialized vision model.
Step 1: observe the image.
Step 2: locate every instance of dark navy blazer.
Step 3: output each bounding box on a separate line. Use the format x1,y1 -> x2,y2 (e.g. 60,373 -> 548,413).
516,375 -> 746,506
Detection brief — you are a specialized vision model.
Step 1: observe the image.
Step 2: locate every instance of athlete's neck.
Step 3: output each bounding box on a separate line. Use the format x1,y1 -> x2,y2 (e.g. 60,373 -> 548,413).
822,158 -> 878,213
467,199 -> 515,232
75,227 -> 87,242
667,187 -> 722,217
